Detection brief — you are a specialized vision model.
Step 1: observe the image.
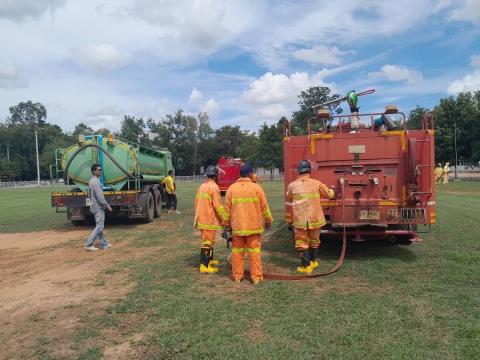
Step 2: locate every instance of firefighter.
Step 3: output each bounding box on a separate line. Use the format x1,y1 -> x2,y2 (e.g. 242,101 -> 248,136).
225,164 -> 273,284
434,163 -> 443,185
252,170 -> 261,184
286,160 -> 335,273
443,162 -> 451,185
194,166 -> 229,274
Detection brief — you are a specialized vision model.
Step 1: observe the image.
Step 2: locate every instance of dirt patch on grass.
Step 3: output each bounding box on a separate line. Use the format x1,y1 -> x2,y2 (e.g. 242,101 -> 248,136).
0,228 -> 156,359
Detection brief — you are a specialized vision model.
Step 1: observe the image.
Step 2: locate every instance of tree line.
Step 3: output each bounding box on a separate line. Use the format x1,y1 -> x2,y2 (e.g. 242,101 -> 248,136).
1,89 -> 479,180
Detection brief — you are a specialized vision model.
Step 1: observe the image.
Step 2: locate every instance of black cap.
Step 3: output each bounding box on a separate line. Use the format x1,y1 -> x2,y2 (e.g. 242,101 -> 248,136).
297,160 -> 312,174
240,164 -> 254,177
205,165 -> 218,177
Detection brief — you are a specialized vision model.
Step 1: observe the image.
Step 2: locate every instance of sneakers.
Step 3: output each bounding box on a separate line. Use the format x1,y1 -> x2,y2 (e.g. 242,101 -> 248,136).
85,246 -> 99,251
297,265 -> 313,273
102,243 -> 113,250
199,264 -> 219,274
309,260 -> 319,269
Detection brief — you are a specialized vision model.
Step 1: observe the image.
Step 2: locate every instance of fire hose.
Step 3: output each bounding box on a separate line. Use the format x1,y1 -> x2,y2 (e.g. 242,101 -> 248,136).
226,177 -> 347,281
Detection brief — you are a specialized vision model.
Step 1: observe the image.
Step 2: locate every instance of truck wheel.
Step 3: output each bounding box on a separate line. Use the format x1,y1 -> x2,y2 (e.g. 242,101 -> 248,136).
154,188 -> 161,218
144,191 -> 155,223
71,219 -> 84,226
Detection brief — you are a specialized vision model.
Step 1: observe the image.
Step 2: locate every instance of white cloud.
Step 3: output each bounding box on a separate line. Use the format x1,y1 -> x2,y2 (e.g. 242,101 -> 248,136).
447,70 -> 480,94
189,87 -> 203,103
242,72 -> 335,106
0,0 -> 65,21
293,45 -> 348,66
71,44 -> 131,73
450,0 -> 480,23
369,64 -> 423,83
0,65 -> 28,89
238,70 -> 337,125
470,54 -> 480,67
201,98 -> 220,117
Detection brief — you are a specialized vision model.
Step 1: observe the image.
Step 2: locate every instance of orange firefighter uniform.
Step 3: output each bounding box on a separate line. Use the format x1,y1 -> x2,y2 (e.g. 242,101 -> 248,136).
286,173 -> 335,272
225,177 -> 273,283
194,178 -> 229,273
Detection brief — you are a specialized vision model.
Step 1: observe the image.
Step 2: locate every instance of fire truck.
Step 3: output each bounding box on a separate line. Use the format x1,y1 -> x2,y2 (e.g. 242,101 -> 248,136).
217,157 -> 244,194
283,90 -> 436,244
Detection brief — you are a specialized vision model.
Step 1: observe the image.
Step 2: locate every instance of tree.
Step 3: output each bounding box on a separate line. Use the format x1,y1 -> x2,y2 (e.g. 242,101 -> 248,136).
7,101 -> 47,125
407,106 -> 428,130
257,121 -> 283,178
119,116 -> 150,145
237,131 -> 260,165
148,110 -> 198,175
71,123 -> 94,139
433,91 -> 480,164
291,86 -> 342,134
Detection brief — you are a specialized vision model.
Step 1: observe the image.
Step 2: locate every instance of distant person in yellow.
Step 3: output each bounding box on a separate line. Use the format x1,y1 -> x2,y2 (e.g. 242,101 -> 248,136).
434,163 -> 443,185
443,162 -> 451,185
162,170 -> 181,214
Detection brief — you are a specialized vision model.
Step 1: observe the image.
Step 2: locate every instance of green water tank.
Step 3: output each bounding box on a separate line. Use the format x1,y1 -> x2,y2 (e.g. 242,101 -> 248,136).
61,135 -> 173,192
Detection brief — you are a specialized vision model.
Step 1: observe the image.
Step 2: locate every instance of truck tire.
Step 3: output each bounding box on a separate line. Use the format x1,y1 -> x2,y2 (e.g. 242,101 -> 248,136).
144,191 -> 155,223
154,188 -> 161,218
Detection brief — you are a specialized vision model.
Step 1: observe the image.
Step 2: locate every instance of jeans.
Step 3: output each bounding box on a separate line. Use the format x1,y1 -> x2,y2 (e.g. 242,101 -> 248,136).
167,193 -> 177,210
86,210 -> 109,248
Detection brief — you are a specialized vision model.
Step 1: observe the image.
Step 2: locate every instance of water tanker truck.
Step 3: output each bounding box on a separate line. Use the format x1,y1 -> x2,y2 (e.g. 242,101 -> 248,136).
51,134 -> 173,225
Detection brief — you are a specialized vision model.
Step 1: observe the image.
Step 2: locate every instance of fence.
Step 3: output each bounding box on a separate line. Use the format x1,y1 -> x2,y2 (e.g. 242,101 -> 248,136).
0,174 -> 286,188
0,180 -> 58,188
175,174 -> 285,182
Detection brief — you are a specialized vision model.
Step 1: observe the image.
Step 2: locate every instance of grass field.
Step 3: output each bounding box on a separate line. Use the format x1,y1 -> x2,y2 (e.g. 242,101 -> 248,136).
0,181 -> 479,359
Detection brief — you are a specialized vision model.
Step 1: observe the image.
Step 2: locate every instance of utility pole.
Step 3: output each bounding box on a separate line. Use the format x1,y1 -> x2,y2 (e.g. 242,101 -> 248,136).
193,127 -> 198,176
454,116 -> 458,180
35,130 -> 40,185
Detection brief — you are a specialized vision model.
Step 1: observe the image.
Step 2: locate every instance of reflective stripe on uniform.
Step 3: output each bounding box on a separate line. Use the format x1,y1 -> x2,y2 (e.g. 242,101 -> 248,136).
232,247 -> 245,253
293,219 -> 326,229
262,208 -> 272,219
232,228 -> 263,236
232,197 -> 259,204
215,205 -> 229,222
195,192 -> 212,200
246,247 -> 261,253
196,223 -> 223,230
293,193 -> 320,200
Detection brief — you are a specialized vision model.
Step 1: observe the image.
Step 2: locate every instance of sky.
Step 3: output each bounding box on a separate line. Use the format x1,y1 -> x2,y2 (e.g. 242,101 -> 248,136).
0,0 -> 479,132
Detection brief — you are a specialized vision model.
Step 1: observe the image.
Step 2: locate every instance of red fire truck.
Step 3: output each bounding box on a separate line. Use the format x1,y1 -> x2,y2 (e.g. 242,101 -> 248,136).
283,91 -> 435,244
217,157 -> 244,194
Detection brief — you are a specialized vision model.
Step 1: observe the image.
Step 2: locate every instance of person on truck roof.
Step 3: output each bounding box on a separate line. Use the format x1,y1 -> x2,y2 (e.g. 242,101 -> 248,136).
162,170 -> 180,214
286,160 -> 335,273
194,165 -> 229,274
85,163 -> 113,251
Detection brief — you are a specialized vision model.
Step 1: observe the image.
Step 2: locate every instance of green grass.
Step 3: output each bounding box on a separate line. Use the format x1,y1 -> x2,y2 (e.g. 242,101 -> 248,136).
0,186 -> 70,232
1,181 -> 479,359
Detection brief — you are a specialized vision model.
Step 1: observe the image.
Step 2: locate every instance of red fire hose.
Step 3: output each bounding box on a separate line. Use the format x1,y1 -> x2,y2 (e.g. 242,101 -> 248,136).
244,178 -> 347,281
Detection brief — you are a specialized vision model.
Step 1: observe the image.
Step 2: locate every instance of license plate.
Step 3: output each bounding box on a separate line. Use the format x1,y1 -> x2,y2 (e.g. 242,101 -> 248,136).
359,209 -> 380,220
